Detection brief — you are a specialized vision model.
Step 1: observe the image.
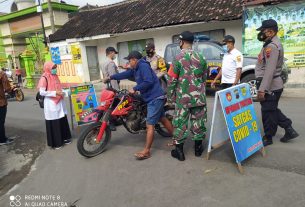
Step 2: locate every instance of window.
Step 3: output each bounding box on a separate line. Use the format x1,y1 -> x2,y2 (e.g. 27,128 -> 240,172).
117,38 -> 154,65
172,29 -> 225,43
197,43 -> 223,60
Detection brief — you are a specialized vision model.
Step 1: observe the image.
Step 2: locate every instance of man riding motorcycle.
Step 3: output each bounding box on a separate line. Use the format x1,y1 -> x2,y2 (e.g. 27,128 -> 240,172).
104,51 -> 173,160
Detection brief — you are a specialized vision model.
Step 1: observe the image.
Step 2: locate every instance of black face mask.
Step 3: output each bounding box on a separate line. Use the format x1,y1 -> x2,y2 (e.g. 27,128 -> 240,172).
257,31 -> 267,42
146,51 -> 154,57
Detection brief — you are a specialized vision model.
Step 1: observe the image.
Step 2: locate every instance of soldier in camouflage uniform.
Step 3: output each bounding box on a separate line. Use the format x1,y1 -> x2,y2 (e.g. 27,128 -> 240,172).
167,31 -> 208,161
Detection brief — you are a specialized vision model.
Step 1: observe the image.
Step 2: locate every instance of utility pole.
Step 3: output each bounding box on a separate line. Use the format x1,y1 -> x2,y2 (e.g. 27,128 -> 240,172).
37,0 -> 47,46
47,0 -> 56,33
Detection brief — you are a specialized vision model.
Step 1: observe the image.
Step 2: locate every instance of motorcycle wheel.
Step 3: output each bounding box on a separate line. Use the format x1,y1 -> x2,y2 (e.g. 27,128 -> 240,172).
15,89 -> 24,102
156,105 -> 175,137
77,122 -> 111,158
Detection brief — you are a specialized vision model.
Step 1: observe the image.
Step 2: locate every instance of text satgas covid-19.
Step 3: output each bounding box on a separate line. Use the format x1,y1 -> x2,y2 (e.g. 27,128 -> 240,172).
232,110 -> 258,143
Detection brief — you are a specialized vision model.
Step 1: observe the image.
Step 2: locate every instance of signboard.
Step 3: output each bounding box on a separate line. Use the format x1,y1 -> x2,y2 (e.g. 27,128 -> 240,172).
71,44 -> 82,64
244,2 -> 305,67
70,84 -> 98,126
51,47 -> 61,65
208,84 -> 265,173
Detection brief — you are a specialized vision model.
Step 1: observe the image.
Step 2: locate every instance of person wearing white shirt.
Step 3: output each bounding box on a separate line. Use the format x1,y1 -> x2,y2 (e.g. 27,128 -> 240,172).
38,61 -> 71,149
212,35 -> 243,89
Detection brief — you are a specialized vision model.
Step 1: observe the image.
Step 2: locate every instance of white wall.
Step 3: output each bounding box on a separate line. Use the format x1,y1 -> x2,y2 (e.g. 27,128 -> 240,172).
56,20 -> 243,82
96,20 -> 242,76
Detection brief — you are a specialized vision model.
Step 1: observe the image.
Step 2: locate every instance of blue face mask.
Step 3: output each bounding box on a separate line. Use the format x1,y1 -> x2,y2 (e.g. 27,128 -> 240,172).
223,45 -> 228,53
51,69 -> 57,75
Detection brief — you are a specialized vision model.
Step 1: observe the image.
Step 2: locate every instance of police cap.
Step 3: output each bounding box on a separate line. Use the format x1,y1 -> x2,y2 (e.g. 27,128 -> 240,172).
106,47 -> 118,54
179,31 -> 194,43
223,35 -> 235,44
256,19 -> 278,31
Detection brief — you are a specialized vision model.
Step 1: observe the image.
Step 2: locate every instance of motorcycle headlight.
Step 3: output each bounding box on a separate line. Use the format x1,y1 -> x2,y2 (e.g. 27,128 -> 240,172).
100,101 -> 107,106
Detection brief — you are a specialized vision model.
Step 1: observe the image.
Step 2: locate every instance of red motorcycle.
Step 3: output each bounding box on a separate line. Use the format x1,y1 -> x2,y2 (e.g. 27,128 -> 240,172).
77,84 -> 174,158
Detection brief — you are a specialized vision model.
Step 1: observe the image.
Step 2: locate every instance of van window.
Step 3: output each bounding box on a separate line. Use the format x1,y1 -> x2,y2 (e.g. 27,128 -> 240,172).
197,43 -> 223,60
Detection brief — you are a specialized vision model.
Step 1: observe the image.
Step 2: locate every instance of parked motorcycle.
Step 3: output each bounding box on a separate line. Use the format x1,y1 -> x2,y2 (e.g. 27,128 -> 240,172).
5,77 -> 24,102
77,85 -> 174,158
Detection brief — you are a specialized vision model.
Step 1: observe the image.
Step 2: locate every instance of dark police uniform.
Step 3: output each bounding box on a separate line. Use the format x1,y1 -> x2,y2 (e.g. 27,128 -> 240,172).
255,19 -> 298,146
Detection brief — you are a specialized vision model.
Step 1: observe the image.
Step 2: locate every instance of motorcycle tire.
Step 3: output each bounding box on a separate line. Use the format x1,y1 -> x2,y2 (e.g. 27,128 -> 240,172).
156,105 -> 175,138
15,89 -> 24,102
77,122 -> 111,158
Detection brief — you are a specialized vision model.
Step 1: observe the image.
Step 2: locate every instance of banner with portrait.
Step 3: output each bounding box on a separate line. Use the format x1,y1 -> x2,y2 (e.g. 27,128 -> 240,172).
244,2 -> 305,67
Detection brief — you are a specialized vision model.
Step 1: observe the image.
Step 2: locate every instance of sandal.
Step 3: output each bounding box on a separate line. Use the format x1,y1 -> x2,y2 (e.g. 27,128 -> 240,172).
134,152 -> 151,160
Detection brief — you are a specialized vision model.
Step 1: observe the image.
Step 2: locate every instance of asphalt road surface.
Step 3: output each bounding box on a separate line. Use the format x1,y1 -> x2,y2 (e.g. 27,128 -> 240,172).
0,90 -> 304,207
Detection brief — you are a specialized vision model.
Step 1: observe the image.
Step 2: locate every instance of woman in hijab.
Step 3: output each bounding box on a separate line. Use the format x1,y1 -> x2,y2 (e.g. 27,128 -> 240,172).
38,61 -> 71,149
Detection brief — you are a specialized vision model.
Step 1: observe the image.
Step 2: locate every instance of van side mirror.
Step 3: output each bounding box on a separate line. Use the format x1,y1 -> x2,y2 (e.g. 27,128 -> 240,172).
220,53 -> 224,59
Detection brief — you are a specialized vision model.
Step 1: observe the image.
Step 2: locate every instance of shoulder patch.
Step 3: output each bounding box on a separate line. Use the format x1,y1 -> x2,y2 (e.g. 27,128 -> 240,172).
265,47 -> 272,58
236,55 -> 242,62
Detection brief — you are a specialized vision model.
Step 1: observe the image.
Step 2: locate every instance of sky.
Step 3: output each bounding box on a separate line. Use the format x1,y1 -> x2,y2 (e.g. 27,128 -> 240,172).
0,0 -> 124,13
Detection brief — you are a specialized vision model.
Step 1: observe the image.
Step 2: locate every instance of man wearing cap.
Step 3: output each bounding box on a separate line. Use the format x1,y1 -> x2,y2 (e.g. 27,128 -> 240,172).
144,43 -> 167,90
105,51 -> 173,160
167,31 -> 208,161
211,35 -> 243,89
255,19 -> 298,146
102,47 -> 120,90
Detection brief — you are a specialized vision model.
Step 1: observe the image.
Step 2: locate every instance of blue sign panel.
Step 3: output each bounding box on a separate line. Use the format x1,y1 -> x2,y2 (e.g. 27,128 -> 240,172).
51,47 -> 61,65
218,84 -> 263,163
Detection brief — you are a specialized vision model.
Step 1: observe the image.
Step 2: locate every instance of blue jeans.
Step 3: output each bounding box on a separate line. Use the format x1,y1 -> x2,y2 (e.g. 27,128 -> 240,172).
146,98 -> 165,125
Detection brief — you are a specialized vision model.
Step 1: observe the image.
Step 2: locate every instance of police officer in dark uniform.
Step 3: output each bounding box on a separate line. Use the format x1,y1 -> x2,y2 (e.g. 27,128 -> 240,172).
255,19 -> 299,146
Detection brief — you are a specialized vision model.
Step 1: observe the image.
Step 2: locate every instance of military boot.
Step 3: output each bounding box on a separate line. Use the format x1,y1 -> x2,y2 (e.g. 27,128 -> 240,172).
263,136 -> 273,146
171,143 -> 185,161
194,140 -> 204,157
280,126 -> 299,143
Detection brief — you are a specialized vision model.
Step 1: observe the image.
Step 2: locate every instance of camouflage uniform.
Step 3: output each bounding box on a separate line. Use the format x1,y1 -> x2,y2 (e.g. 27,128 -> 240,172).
167,48 -> 208,144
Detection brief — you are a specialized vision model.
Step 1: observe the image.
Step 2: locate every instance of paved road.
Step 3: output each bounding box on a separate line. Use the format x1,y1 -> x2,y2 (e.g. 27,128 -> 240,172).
0,91 -> 304,207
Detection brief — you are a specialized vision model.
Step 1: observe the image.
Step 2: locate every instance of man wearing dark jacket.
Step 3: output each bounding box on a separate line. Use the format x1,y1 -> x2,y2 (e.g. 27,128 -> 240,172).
107,51 -> 173,160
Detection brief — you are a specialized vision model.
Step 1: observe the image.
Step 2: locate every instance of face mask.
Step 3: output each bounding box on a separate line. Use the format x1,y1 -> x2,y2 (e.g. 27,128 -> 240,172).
146,51 -> 154,57
222,45 -> 228,53
51,69 -> 57,75
257,31 -> 267,42
111,55 -> 116,60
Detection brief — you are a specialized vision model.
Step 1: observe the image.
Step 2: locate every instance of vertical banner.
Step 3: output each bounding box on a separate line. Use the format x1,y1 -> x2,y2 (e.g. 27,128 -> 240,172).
70,84 -> 98,126
244,2 -> 305,67
71,44 -> 82,64
208,84 -> 264,172
50,47 -> 61,65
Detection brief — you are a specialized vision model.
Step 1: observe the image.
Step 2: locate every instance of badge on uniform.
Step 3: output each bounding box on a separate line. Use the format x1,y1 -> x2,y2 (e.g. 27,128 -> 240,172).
236,55 -> 242,63
265,47 -> 272,58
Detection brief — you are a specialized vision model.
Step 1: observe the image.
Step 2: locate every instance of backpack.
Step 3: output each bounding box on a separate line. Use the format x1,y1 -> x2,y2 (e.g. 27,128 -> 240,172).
35,76 -> 48,108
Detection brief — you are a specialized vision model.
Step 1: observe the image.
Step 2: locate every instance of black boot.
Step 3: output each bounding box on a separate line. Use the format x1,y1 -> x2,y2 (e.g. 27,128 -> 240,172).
280,126 -> 299,143
263,136 -> 273,146
194,140 -> 204,157
171,143 -> 185,161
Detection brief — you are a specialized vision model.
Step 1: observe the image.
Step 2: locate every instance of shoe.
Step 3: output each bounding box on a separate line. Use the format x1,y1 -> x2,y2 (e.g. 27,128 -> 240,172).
64,139 -> 72,145
171,143 -> 185,161
0,138 -> 14,146
54,146 -> 62,150
280,126 -> 299,143
263,136 -> 273,146
194,140 -> 204,157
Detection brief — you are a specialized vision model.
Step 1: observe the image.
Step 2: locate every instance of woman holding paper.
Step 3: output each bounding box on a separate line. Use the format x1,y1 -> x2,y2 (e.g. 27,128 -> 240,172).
38,61 -> 72,149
